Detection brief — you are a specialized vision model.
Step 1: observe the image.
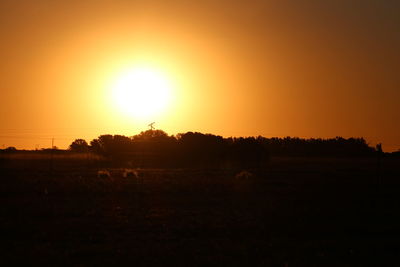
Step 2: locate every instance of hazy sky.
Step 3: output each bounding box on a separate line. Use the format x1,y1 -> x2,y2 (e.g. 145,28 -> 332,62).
1,0 -> 399,151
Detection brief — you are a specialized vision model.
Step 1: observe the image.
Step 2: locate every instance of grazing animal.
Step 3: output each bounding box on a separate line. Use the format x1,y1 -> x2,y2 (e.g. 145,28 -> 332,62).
122,169 -> 139,178
233,170 -> 254,194
235,170 -> 253,180
97,170 -> 111,178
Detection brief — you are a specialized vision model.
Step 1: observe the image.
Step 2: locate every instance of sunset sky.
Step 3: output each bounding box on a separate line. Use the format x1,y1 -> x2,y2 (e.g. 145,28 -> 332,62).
1,0 -> 399,151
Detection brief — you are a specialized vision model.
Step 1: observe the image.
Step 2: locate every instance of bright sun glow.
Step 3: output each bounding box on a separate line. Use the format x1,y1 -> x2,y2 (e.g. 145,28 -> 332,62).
111,67 -> 172,121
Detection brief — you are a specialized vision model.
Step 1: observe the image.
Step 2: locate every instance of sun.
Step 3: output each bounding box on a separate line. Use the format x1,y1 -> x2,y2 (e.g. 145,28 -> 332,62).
111,67 -> 172,121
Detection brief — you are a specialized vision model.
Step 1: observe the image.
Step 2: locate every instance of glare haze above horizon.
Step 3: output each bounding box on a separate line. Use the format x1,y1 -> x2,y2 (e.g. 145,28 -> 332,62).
0,0 -> 399,151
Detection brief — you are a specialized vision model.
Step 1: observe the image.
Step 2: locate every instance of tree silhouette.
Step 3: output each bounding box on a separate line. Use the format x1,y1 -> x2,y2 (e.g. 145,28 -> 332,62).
74,130 -> 376,168
132,129 -> 170,141
69,139 -> 89,152
89,135 -> 132,156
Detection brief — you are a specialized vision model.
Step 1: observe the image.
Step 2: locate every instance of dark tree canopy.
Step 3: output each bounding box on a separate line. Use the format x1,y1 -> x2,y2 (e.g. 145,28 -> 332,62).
69,139 -> 89,152
69,130 -> 377,168
133,129 -> 170,142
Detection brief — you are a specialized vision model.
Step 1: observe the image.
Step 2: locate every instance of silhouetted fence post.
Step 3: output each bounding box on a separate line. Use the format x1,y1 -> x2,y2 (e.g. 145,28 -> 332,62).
49,138 -> 54,172
376,143 -> 383,192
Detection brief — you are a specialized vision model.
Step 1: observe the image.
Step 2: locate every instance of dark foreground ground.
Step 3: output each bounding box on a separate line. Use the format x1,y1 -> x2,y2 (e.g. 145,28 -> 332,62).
1,156 -> 400,266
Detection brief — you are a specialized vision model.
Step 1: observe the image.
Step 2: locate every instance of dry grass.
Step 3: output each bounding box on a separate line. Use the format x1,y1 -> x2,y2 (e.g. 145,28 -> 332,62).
1,156 -> 400,266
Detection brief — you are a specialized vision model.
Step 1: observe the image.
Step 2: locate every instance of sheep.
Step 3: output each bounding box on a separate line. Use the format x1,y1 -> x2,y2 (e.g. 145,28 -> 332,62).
233,170 -> 254,194
235,170 -> 253,180
122,168 -> 139,178
97,170 -> 111,178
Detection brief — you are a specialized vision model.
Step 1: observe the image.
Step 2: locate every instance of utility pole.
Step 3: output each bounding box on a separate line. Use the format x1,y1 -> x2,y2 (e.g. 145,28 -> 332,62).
50,137 -> 54,171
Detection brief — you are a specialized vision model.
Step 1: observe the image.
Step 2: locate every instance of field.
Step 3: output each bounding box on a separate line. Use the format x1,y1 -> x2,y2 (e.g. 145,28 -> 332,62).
1,154 -> 400,266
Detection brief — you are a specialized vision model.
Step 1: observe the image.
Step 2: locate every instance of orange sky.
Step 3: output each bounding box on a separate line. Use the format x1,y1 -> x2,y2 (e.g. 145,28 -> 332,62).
1,0 -> 399,151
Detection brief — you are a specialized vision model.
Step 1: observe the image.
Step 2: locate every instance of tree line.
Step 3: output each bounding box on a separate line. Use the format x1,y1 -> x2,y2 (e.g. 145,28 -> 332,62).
69,130 -> 378,167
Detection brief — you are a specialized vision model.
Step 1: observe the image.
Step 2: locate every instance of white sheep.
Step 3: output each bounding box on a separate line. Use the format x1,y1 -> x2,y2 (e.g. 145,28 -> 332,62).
97,170 -> 111,178
122,168 -> 139,178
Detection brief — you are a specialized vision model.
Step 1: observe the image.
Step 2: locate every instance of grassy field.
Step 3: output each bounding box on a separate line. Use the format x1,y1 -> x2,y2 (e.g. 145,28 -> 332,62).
1,156 -> 400,266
